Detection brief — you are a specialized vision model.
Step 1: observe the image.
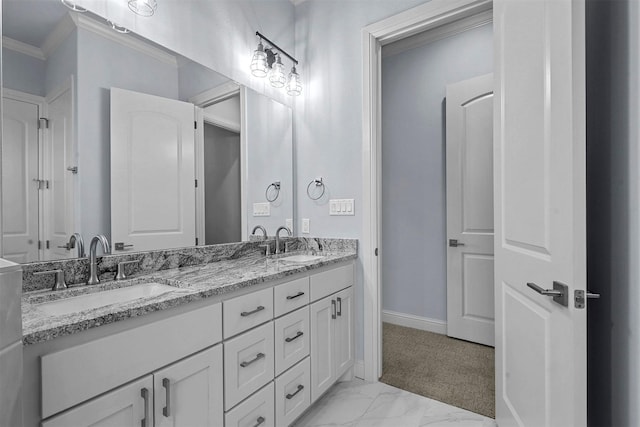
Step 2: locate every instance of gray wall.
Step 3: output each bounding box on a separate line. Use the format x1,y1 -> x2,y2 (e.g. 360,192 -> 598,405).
1,49 -> 45,96
380,24 -> 493,321
204,123 -> 241,244
294,0 -> 443,360
586,0 -> 640,425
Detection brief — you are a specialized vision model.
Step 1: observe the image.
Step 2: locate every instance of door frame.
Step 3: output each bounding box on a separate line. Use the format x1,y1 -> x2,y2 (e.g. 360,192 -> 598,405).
361,0 -> 493,382
189,82 -> 246,244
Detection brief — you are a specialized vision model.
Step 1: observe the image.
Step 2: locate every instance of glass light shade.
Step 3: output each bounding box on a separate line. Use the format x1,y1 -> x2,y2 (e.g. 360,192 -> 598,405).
250,42 -> 268,77
108,21 -> 130,34
269,55 -> 286,88
128,0 -> 157,17
286,67 -> 302,96
61,0 -> 87,12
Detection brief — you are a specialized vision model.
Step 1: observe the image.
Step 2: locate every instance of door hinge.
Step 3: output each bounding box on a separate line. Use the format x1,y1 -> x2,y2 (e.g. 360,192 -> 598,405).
194,121 -> 197,129
195,179 -> 198,188
195,238 -> 199,245
38,117 -> 49,129
375,248 -> 378,256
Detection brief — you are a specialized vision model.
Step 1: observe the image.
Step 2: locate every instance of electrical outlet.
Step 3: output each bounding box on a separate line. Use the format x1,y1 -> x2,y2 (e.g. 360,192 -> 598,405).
302,219 -> 310,234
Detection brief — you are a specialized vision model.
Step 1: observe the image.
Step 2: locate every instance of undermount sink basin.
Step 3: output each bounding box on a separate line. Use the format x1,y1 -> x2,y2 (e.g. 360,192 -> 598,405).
279,254 -> 325,264
36,283 -> 177,316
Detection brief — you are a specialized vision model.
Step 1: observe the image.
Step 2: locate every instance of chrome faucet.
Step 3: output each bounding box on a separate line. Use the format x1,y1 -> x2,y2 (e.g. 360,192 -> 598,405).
87,235 -> 111,285
251,225 -> 268,240
68,233 -> 85,258
275,226 -> 292,255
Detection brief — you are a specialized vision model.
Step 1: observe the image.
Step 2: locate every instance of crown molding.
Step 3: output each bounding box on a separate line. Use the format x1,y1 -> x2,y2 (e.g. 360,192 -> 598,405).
2,36 -> 46,60
382,10 -> 492,58
38,11 -> 177,66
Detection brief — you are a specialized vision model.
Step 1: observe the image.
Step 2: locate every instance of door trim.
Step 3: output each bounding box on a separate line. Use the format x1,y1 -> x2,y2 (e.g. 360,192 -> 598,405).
361,0 -> 493,381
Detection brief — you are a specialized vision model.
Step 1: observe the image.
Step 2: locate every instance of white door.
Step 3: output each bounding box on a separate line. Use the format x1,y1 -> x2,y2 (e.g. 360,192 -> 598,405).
494,0 -> 587,425
1,97 -> 40,263
41,376 -> 153,427
111,88 -> 196,253
154,345 -> 223,427
44,80 -> 76,260
446,73 -> 495,347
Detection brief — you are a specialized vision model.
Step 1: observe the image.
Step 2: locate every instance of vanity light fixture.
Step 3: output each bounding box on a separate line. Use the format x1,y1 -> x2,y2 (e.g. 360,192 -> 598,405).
61,0 -> 87,12
251,31 -> 302,96
128,0 -> 158,17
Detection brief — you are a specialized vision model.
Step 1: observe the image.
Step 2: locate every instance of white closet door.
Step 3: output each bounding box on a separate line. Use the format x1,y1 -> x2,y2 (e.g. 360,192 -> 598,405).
110,88 -> 195,253
1,97 -> 39,263
494,0 -> 587,425
446,73 -> 495,347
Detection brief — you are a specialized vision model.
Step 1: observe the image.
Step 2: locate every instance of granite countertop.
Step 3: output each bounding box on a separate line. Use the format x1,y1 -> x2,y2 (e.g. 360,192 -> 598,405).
22,250 -> 356,346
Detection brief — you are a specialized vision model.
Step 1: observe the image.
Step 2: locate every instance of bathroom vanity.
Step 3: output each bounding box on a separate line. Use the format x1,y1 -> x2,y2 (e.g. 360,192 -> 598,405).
20,242 -> 356,427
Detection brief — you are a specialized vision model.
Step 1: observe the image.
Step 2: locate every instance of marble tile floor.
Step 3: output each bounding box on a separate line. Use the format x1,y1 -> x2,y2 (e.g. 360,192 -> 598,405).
294,379 -> 497,427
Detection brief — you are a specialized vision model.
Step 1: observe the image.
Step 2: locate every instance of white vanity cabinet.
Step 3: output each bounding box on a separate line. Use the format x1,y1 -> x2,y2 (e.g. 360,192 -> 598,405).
42,345 -> 223,427
309,264 -> 355,403
28,260 -> 355,427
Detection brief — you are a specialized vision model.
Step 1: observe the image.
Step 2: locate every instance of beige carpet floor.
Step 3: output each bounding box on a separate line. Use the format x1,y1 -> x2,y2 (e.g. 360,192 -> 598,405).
380,322 -> 495,419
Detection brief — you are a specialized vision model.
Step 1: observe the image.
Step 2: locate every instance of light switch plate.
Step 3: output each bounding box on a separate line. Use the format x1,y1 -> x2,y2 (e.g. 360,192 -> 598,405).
253,202 -> 270,217
329,199 -> 355,216
302,219 -> 310,234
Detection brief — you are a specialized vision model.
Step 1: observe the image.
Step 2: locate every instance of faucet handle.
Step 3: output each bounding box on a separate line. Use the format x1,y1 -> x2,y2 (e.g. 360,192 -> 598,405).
34,269 -> 67,291
116,260 -> 140,280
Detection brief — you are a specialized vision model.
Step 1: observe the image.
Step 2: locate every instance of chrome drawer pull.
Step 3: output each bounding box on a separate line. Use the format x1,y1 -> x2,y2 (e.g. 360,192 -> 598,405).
286,384 -> 304,400
140,388 -> 150,427
162,378 -> 171,417
286,291 -> 305,300
240,352 -> 265,367
337,297 -> 342,316
331,299 -> 337,319
285,331 -> 304,343
241,306 -> 265,317
253,416 -> 266,427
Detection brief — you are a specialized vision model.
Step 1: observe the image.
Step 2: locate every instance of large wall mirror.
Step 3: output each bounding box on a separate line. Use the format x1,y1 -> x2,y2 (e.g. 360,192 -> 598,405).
1,0 -> 293,264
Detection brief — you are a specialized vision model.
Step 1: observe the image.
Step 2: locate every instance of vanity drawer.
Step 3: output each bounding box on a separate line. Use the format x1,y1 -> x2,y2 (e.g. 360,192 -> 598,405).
310,263 -> 354,302
274,307 -> 310,376
275,357 -> 311,427
224,287 -> 274,338
224,322 -> 275,410
274,277 -> 309,317
225,382 -> 275,427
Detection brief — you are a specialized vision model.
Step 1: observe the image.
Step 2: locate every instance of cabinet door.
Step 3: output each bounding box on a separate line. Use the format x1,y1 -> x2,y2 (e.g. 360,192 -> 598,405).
334,287 -> 354,378
42,376 -> 153,427
154,345 -> 223,427
310,295 -> 336,403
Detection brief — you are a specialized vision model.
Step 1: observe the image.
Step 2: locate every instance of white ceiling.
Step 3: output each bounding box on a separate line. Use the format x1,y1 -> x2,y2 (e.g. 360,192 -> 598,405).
2,0 -> 68,46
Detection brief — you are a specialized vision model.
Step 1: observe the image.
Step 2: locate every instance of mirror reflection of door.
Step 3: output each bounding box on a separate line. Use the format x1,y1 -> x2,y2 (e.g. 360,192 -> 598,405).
202,95 -> 242,245
2,96 -> 40,263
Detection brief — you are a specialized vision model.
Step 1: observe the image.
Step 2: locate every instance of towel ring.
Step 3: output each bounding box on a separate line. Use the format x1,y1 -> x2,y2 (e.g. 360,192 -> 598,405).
265,181 -> 281,202
306,177 -> 325,200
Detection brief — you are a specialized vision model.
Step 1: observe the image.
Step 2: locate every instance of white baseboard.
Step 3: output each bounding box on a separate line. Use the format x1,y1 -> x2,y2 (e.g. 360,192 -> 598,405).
382,310 -> 447,335
354,360 -> 365,380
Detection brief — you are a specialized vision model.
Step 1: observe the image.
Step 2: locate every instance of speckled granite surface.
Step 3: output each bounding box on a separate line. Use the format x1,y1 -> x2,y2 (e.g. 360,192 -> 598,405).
22,239 -> 357,346
22,237 -> 357,292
